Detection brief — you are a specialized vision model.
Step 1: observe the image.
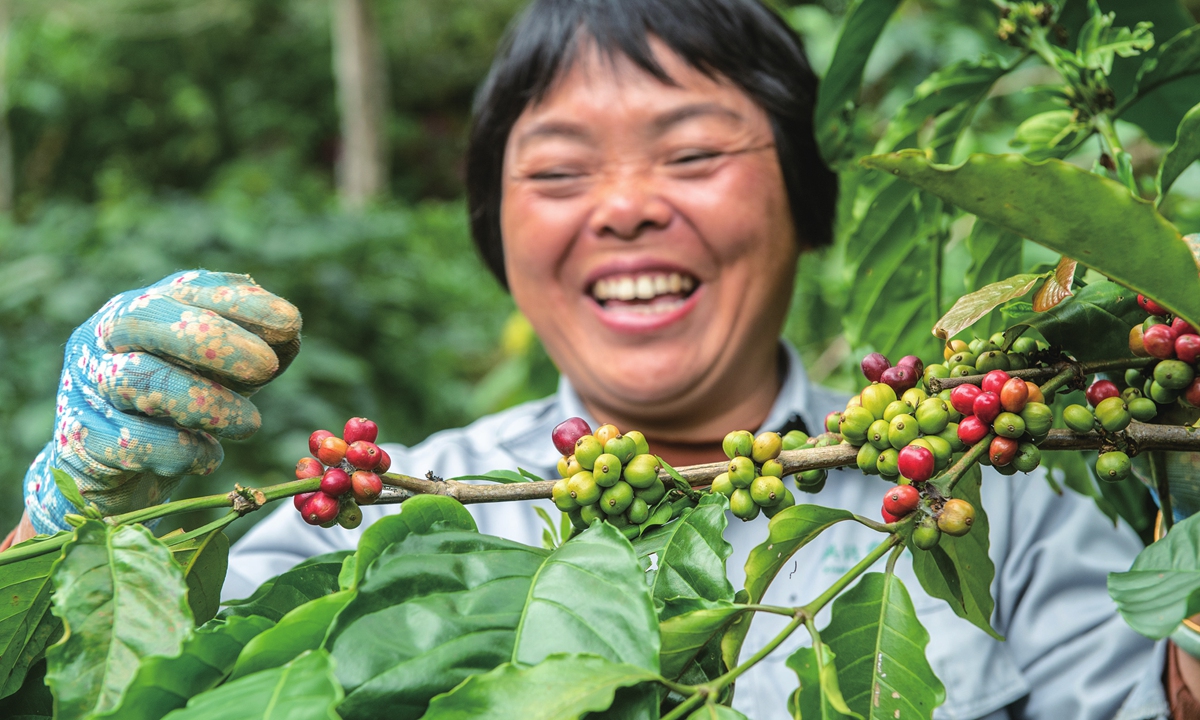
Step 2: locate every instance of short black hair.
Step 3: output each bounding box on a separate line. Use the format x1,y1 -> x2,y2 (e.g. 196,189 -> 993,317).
466,0 -> 838,289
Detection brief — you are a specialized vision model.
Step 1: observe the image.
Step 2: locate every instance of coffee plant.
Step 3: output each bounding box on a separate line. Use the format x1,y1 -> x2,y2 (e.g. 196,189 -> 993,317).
5,2 -> 1200,719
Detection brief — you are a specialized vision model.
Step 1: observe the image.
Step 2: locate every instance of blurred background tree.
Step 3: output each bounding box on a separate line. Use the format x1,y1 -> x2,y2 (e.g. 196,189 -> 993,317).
0,0 -> 1197,538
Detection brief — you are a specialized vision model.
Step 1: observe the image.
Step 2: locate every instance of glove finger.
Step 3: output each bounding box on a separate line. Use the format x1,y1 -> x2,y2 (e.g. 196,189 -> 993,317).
237,335 -> 301,398
152,271 -> 302,345
106,296 -> 280,387
95,352 -> 262,440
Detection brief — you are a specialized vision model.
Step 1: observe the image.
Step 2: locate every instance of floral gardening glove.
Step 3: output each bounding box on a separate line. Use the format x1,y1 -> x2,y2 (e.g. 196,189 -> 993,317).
23,270 -> 302,534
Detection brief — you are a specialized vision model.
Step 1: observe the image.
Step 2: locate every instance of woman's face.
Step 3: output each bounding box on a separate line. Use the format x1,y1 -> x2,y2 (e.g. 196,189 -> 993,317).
500,38 -> 799,435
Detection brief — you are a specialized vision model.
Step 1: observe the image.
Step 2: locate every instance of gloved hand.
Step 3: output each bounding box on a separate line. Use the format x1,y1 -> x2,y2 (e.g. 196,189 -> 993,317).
23,270 -> 301,534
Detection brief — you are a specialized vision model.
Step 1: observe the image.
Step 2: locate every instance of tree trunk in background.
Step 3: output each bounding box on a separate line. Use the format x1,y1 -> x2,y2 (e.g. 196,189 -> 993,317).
332,0 -> 387,209
0,0 -> 14,214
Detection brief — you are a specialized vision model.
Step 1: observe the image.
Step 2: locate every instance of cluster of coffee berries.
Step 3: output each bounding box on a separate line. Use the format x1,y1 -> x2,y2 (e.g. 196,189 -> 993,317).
294,417 -> 389,528
1126,296 -> 1200,408
781,429 -> 841,492
923,333 -> 1046,387
710,430 -> 800,521
1061,379 -> 1156,482
882,484 -> 975,549
550,418 -> 668,539
948,369 -> 1052,475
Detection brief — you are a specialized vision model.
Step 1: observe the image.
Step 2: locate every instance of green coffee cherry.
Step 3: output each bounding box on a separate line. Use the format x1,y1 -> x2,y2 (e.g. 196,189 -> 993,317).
557,456 -> 570,478
728,456 -> 756,488
600,481 -> 634,515
579,503 -> 605,525
750,475 -> 786,507
623,454 -> 660,489
839,406 -> 875,444
763,486 -> 796,518
552,479 -> 579,512
937,499 -> 975,537
925,364 -> 951,387
883,400 -> 914,422
975,350 -> 1010,372
1095,451 -> 1132,482
634,478 -> 666,505
1094,396 -> 1131,433
876,448 -> 900,477
902,387 -> 928,408
915,398 -> 950,435
592,453 -> 623,487
939,423 -> 965,452
762,459 -> 784,477
627,497 -> 650,524
1011,336 -> 1037,354
1121,387 -> 1143,404
868,419 -> 891,450
1063,404 -> 1096,433
938,389 -> 962,422
860,382 -> 898,420
1125,368 -> 1146,388
574,435 -> 604,470
568,471 -> 601,505
796,468 -> 827,492
857,444 -> 881,475
730,488 -> 761,520
568,508 -> 587,530
722,430 -> 754,459
949,364 -> 976,378
913,517 -> 942,550
625,430 -> 650,457
752,432 -> 783,463
888,414 -> 919,449
989,332 -> 1006,346
781,430 -> 809,450
607,512 -> 629,528
924,435 -> 953,469
1149,380 -> 1180,404
605,435 -> 637,464
993,412 -> 1026,439
1156,359 -> 1195,391
1013,443 -> 1041,473
1019,402 -> 1054,437
1128,397 -> 1158,422
711,472 -> 734,497
1006,352 -> 1029,371
948,351 -> 976,368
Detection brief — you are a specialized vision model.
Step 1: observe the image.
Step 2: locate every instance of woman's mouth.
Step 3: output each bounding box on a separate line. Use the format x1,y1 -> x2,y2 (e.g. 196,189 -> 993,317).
589,271 -> 698,315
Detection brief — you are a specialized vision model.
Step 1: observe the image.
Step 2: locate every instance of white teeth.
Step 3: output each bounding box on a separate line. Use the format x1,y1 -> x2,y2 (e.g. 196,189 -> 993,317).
654,275 -> 669,295
635,276 -> 655,299
590,272 -> 698,304
616,277 -> 635,300
668,274 -> 682,293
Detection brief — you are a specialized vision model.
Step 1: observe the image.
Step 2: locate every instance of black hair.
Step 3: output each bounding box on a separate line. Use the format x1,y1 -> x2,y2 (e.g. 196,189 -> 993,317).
466,0 -> 838,289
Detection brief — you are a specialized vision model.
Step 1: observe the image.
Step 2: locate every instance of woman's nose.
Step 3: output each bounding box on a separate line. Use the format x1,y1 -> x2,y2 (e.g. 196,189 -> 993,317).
587,169 -> 672,241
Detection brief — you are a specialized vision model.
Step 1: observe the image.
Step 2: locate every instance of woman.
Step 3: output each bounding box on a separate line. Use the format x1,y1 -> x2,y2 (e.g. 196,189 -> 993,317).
9,0 -> 1171,717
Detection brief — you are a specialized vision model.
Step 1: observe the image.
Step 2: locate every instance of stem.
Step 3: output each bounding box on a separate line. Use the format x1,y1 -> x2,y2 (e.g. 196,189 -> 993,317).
802,535 -> 901,618
1094,114 -> 1124,155
929,357 -> 1153,393
741,603 -> 799,617
931,434 -> 993,496
710,613 -> 807,694
852,514 -> 895,533
163,510 -> 240,547
107,477 -> 322,526
660,692 -> 709,720
1151,451 -> 1173,533
0,532 -> 69,568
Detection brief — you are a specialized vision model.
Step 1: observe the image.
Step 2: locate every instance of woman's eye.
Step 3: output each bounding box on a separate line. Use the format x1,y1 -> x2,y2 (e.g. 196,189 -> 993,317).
529,169 -> 583,181
670,151 -> 723,165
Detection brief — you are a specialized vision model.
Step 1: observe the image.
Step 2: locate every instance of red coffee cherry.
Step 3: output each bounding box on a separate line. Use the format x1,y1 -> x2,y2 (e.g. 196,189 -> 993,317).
999,377 -> 1029,413
1185,377 -> 1200,408
1177,334 -> 1200,364
320,467 -> 352,496
880,365 -> 917,394
346,441 -> 382,470
309,430 -> 334,456
972,392 -> 1001,425
897,445 -> 935,483
1173,317 -> 1197,336
295,457 -> 324,480
1138,294 -> 1168,316
1143,324 -> 1178,359
897,355 -> 924,377
981,370 -> 1010,396
375,449 -> 392,474
950,384 -> 982,416
302,492 -> 340,525
316,436 -> 349,466
957,415 -> 989,445
1085,379 -> 1120,408
343,417 -> 379,445
351,471 -> 384,505
881,505 -> 902,524
861,352 -> 891,383
552,417 -> 593,456
883,484 -> 920,517
293,491 -> 316,511
989,436 -> 1019,466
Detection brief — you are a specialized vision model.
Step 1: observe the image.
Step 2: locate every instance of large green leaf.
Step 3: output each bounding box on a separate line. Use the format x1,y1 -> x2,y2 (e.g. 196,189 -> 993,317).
822,573 -> 945,720
961,221 -> 1024,338
910,467 -> 1002,640
219,552 -> 348,623
93,615 -> 275,720
170,530 -> 229,626
932,274 -> 1042,341
1129,25 -> 1200,107
632,494 -> 735,613
0,535 -> 67,698
787,646 -> 856,720
1108,512 -> 1200,639
45,521 -> 194,719
328,530 -> 545,719
859,151 -> 1200,330
1157,101 -> 1200,205
229,590 -> 354,680
686,704 -> 750,720
351,494 -> 477,588
159,649 -> 342,720
421,653 -> 658,720
658,603 -> 746,679
744,505 -> 856,605
813,0 -> 904,163
1007,280 -> 1142,362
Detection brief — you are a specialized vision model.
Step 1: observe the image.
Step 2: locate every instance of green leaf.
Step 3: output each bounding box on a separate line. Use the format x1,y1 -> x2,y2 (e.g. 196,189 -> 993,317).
875,56 -> 1009,155
631,494 -> 735,612
421,653 -> 658,720
910,467 -> 1002,640
1130,25 -> 1200,103
932,274 -> 1043,341
1157,101 -> 1200,204
658,603 -> 746,679
822,573 -> 945,720
1007,280 -> 1142,362
1108,512 -> 1200,638
328,530 -> 547,719
686,703 -> 750,720
159,649 -> 342,720
744,505 -> 856,604
219,552 -> 348,623
1011,111 -> 1087,158
787,646 -> 856,720
92,615 -> 275,720
352,493 -> 477,588
46,521 -> 194,719
813,0 -> 904,163
0,535 -> 68,699
229,590 -> 354,680
170,530 -> 229,626
860,151 -> 1200,329
962,222 -> 1024,338
1075,4 -> 1154,74
50,468 -> 87,514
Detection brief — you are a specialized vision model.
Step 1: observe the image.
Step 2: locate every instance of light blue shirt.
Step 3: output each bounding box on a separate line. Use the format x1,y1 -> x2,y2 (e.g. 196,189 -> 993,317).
226,343 -> 1168,719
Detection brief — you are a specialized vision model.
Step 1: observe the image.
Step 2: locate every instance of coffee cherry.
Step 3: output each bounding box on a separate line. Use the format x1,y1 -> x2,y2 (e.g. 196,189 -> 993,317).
883,485 -> 920,517
568,471 -> 601,505
860,382 -> 898,420
592,453 -> 622,487
1024,382 -> 1044,404
1129,325 -> 1149,357
875,448 -> 900,477
1121,386 -> 1143,404
937,499 -> 975,537
552,479 -> 579,511
913,516 -> 941,550
627,498 -> 650,525
1062,404 -> 1095,433
302,492 -> 340,526
1174,317 -> 1198,336
825,411 -> 842,434
552,417 -> 593,456
730,488 -> 760,521
796,468 -> 828,492
1185,377 -> 1200,407
375,449 -> 391,474
880,365 -> 917,394
992,412 -> 1025,439
867,419 -> 891,450
764,487 -> 796,519
883,400 -> 914,422
1019,402 -> 1053,439
915,398 -> 950,435
857,444 -> 881,475
309,430 -> 334,456
861,352 -> 891,383
1095,451 -> 1132,482
1094,397 -> 1131,432
881,506 -> 902,524
972,392 -> 1001,425
593,423 -> 621,446
1176,334 -> 1200,364
944,339 -> 969,360
897,355 -> 924,377
346,441 -> 382,470
901,388 -> 928,409
722,430 -> 754,459
605,435 -> 637,464
1138,294 -> 1169,315
997,377 -> 1028,414
296,457 -> 324,480
1128,397 -> 1158,421
975,350 -> 1010,372
574,436 -> 603,470
557,456 -> 571,478
623,454 -> 660,488
600,481 -> 634,515
840,406 -> 875,445
294,491 -> 316,511
950,384 -> 982,415
1006,353 -> 1029,371
949,364 -> 976,378
981,369 -> 1010,396
316,436 -> 349,466
897,445 -> 935,482
1143,324 -> 1178,359
887,414 -> 919,449
350,471 -> 383,504
925,436 -> 953,468
938,423 -> 965,452
635,478 -> 667,505
337,499 -> 363,529
728,456 -> 756,488
1085,379 -> 1120,408
1013,442 -> 1041,473
319,467 -> 352,496
1149,380 -> 1181,404
624,430 -> 650,456
562,455 -> 583,478
750,475 -> 786,507
781,430 -> 809,450
924,363 -> 951,387
579,503 -> 604,525
752,432 -> 783,463
711,472 -> 734,497
1154,359 -> 1195,391
957,416 -> 989,446
343,417 -> 379,446
948,350 -> 976,368
989,436 -> 1018,466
